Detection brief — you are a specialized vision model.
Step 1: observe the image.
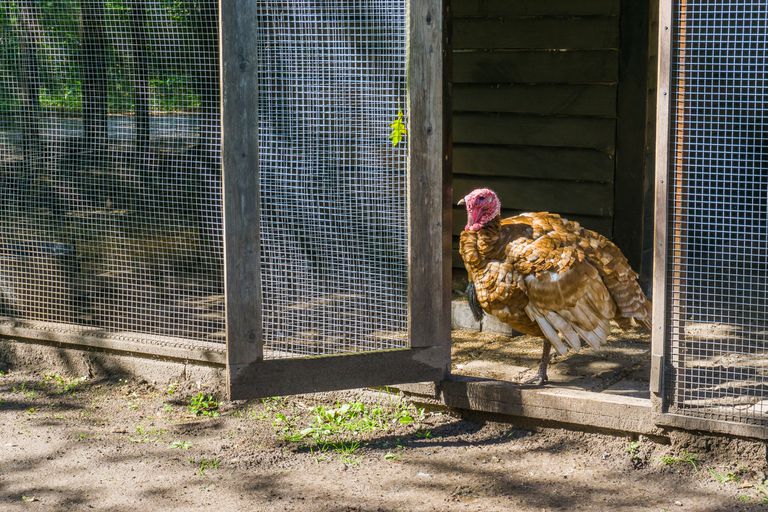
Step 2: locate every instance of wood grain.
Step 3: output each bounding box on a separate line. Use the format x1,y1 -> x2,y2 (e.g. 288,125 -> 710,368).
220,1 -> 263,376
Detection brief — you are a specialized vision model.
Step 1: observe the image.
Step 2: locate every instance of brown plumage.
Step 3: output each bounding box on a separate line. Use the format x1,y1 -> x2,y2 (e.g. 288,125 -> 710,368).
458,188 -> 651,384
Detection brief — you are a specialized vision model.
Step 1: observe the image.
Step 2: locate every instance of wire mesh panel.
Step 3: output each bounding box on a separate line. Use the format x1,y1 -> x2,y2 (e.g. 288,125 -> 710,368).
668,0 -> 768,426
253,1 -> 410,359
0,1 -> 224,345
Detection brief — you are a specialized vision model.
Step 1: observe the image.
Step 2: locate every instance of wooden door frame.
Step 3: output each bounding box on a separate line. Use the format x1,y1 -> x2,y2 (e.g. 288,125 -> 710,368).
220,0 -> 452,399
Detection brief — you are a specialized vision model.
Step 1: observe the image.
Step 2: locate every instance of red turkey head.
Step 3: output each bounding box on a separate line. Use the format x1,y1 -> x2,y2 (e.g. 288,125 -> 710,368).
458,188 -> 501,231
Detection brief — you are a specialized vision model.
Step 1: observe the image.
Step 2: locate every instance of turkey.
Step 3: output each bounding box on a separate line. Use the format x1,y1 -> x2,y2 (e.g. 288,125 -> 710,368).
458,188 -> 652,385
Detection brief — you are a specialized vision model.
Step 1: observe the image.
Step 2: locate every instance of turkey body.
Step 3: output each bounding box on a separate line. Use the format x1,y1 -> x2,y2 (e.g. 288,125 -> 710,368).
459,210 -> 651,383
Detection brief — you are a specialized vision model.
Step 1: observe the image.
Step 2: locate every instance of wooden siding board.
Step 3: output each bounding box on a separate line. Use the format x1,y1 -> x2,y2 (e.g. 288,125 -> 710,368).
453,50 -> 619,84
453,0 -> 619,17
453,17 -> 619,50
453,84 -> 617,117
454,114 -> 616,151
453,177 -> 614,217
453,145 -> 614,183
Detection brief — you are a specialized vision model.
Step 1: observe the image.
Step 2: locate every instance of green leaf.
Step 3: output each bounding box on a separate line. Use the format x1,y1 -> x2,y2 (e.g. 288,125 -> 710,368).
389,110 -> 407,147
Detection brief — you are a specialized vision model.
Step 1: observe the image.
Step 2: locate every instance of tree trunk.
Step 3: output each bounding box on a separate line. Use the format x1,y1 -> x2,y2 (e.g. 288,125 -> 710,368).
80,0 -> 108,167
130,1 -> 149,157
15,0 -> 44,175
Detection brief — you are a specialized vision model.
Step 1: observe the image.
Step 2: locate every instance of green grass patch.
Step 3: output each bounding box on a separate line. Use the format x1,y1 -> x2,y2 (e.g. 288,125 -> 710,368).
189,393 -> 220,418
192,457 -> 220,476
43,372 -> 86,395
170,440 -> 192,450
659,451 -> 699,470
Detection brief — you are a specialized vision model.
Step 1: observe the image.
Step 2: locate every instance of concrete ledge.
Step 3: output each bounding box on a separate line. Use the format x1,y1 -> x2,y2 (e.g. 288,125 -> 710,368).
0,338 -> 226,392
452,300 -> 519,336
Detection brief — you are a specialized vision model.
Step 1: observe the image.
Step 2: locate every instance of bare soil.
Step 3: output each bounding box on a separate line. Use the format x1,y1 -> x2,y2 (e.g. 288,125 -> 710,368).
1,369 -> 767,512
452,327 -> 651,397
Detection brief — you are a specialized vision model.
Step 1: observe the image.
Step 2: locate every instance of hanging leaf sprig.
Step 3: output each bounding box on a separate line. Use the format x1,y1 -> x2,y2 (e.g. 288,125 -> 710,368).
389,110 -> 407,147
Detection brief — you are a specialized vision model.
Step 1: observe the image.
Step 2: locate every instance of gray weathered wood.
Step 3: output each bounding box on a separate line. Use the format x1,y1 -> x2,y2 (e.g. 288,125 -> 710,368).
453,17 -> 619,50
453,145 -> 615,182
453,0 -> 619,17
229,348 -> 447,399
453,84 -> 617,117
220,1 -> 263,380
611,0 -> 651,272
656,413 -> 768,441
440,376 -> 661,436
408,0 -> 451,357
453,50 -> 619,84
0,317 -> 227,366
454,114 -> 616,151
651,0 -> 673,407
453,178 -> 614,217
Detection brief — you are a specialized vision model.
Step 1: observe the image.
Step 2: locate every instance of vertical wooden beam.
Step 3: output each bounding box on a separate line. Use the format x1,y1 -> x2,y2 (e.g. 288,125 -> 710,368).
650,0 -> 673,405
407,0 -> 452,361
220,1 -> 263,395
613,0 -> 651,273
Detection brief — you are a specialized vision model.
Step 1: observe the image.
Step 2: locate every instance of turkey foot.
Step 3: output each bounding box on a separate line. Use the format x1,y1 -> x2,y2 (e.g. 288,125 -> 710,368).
522,340 -> 551,386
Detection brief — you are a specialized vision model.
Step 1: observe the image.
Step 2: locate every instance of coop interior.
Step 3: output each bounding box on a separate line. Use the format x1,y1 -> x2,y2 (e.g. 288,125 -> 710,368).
447,0 -> 655,401
1,0 -> 767,432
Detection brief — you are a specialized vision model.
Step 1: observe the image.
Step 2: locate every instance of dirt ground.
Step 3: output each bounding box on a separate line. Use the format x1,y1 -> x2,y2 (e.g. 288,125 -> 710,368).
451,327 -> 651,395
1,369 -> 767,512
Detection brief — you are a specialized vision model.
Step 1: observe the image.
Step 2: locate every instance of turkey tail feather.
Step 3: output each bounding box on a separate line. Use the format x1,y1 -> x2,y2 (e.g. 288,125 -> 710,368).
466,282 -> 485,322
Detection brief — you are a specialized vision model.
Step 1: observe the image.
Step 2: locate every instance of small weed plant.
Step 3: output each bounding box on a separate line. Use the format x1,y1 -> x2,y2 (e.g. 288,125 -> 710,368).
273,399 -> 425,465
189,393 -> 220,418
659,451 -> 699,470
170,440 -> 192,450
708,467 -> 739,484
43,372 -> 86,395
193,457 -> 220,476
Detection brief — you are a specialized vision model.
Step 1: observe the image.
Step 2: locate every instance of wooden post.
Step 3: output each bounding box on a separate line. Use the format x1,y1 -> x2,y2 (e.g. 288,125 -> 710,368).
650,0 -> 675,408
219,1 -> 263,396
408,0 -> 452,361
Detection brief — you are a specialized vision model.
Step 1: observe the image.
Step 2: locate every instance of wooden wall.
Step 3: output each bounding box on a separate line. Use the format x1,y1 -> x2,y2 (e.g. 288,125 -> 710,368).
450,0 -> 651,277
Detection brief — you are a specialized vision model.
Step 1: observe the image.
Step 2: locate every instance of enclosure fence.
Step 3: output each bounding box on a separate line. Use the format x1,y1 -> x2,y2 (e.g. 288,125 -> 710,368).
254,1 -> 409,359
0,1 -> 224,348
668,0 -> 768,427
0,0 -> 411,361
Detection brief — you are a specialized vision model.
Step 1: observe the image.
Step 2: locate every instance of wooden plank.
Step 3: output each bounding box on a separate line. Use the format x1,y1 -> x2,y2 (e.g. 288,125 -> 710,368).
453,50 -> 619,84
453,84 -> 617,117
611,0 -> 651,272
453,0 -> 619,17
452,209 -> 614,236
453,17 -> 619,50
453,145 -> 614,182
0,317 -> 227,366
453,177 -> 614,217
440,376 -> 660,436
229,348 -> 447,399
220,1 -> 263,381
656,413 -> 768,441
407,0 -> 452,358
454,114 -> 616,151
651,0 -> 673,404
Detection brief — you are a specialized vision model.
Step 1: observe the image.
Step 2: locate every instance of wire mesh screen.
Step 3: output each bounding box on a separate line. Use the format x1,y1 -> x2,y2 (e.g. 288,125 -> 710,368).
255,1 -> 409,358
0,1 -> 224,345
668,0 -> 768,426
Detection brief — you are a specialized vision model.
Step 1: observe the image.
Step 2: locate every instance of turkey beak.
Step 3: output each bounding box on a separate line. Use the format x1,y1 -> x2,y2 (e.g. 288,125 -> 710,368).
457,198 -> 466,206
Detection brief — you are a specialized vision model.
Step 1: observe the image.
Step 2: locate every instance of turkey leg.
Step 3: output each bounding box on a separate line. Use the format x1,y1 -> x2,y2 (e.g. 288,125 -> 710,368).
523,339 -> 551,386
